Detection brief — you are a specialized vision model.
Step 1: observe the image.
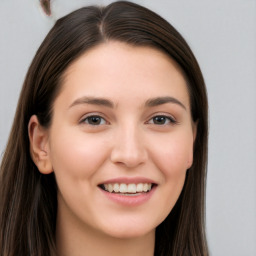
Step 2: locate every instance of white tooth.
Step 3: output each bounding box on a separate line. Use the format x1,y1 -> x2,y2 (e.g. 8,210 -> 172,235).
127,184 -> 136,193
148,183 -> 152,190
119,183 -> 127,193
108,184 -> 113,193
113,183 -> 119,192
136,183 -> 143,192
143,183 -> 148,192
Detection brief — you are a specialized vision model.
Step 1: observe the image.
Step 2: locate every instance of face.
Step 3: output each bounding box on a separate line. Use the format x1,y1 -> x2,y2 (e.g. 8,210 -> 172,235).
36,42 -> 196,239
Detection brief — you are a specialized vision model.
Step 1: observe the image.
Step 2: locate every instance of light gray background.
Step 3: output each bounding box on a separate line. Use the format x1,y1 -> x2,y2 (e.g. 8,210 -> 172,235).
0,0 -> 255,255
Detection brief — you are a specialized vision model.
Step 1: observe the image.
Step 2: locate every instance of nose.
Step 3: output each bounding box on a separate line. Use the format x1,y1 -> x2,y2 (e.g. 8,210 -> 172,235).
110,126 -> 148,168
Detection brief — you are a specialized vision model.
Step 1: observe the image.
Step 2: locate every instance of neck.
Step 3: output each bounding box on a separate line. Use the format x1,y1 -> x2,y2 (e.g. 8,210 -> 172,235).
56,210 -> 155,256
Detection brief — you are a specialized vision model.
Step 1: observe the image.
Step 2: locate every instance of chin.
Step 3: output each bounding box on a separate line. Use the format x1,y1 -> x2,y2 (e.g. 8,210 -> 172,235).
109,230 -> 154,240
100,221 -> 156,239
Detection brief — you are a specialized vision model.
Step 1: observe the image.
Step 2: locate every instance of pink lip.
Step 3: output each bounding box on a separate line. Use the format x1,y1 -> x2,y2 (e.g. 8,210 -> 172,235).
98,177 -> 157,207
99,186 -> 156,206
99,176 -> 157,185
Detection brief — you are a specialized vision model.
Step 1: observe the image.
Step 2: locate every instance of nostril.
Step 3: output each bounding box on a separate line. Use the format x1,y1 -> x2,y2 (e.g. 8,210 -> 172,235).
110,130 -> 148,168
110,146 -> 147,168
111,155 -> 146,168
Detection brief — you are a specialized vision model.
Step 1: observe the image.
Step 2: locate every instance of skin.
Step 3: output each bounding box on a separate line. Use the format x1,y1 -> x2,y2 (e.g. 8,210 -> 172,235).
29,41 -> 196,256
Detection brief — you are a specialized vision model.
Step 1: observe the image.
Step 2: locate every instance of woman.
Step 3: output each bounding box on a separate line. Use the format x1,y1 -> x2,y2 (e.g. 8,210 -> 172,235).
0,1 -> 208,255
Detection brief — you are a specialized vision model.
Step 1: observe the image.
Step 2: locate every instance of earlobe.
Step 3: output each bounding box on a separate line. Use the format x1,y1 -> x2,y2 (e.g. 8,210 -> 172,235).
192,120 -> 198,143
187,157 -> 193,170
28,115 -> 53,174
187,120 -> 198,169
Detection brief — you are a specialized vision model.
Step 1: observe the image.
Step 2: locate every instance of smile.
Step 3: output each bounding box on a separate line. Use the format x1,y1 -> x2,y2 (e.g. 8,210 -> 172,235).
100,183 -> 153,195
98,179 -> 157,206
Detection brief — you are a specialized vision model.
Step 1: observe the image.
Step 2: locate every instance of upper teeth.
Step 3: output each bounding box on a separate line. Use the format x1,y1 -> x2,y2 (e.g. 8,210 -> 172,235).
103,183 -> 152,193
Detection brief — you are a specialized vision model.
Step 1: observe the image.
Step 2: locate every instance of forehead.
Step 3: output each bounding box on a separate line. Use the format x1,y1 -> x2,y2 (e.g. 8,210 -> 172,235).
57,41 -> 190,109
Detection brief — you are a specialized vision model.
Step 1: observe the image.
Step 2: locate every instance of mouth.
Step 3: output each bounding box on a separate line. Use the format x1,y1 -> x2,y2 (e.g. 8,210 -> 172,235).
98,183 -> 156,196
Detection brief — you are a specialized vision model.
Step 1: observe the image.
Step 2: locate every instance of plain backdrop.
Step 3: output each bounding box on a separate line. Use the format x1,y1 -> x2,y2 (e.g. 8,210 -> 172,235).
0,0 -> 255,255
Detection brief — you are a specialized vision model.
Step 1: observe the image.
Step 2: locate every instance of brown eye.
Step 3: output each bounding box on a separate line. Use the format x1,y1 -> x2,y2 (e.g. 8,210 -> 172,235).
81,116 -> 107,126
153,116 -> 167,125
149,115 -> 176,125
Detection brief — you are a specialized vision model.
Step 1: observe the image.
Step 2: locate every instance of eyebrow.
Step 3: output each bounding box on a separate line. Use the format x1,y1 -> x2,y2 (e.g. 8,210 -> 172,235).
69,96 -> 114,108
145,96 -> 186,110
69,96 -> 186,110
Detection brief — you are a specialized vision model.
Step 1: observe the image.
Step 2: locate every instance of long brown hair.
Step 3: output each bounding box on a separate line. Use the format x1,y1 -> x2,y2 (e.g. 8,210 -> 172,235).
0,1 -> 208,255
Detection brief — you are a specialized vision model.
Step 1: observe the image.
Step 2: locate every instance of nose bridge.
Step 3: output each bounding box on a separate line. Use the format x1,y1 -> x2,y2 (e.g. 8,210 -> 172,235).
110,121 -> 147,168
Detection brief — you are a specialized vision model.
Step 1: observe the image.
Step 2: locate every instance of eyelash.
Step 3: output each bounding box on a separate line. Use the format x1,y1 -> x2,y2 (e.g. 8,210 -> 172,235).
80,114 -> 177,126
147,114 -> 177,125
80,115 -> 108,126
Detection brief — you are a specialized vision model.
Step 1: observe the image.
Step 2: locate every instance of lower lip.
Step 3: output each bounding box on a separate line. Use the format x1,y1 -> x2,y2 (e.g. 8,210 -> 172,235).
100,186 -> 156,206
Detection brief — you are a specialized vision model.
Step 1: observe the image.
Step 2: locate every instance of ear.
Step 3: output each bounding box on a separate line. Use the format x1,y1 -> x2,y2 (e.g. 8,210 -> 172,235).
192,120 -> 198,143
28,115 -> 53,174
187,120 -> 198,169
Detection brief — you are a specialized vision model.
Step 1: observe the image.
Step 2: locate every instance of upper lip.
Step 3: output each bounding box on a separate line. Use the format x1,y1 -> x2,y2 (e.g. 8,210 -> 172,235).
99,177 -> 157,185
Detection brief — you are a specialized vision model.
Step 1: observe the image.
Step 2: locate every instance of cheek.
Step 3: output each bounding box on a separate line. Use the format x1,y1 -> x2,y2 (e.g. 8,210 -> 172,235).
48,128 -> 110,180
148,132 -> 194,209
150,132 -> 194,176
